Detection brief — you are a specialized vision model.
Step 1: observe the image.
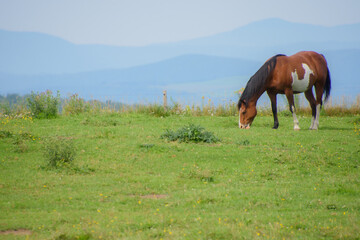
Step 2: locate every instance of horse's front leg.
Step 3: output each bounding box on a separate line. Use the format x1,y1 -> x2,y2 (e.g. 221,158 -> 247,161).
267,91 -> 279,129
284,89 -> 300,130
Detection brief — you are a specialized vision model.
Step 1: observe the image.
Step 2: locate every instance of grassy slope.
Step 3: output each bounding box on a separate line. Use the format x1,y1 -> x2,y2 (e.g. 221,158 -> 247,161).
0,114 -> 359,239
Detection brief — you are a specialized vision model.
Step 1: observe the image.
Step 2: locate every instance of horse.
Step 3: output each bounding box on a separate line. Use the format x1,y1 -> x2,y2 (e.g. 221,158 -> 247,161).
238,51 -> 331,130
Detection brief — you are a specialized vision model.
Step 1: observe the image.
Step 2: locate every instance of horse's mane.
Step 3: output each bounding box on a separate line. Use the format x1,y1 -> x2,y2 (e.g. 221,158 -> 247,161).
238,54 -> 285,109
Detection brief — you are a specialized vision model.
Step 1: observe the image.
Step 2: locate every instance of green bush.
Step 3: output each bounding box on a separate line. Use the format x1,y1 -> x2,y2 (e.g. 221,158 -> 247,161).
43,137 -> 76,168
161,124 -> 220,143
0,130 -> 13,138
0,102 -> 11,116
27,90 -> 60,119
63,94 -> 90,115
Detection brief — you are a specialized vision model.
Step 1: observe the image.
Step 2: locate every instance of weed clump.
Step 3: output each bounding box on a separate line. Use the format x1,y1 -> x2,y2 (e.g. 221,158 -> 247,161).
43,137 -> 76,168
63,94 -> 90,115
27,90 -> 60,119
0,130 -> 13,138
161,124 -> 220,143
55,233 -> 92,240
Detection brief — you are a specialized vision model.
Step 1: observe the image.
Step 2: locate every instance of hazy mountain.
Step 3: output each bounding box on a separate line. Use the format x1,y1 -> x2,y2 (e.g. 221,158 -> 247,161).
0,55 -> 260,102
0,18 -> 359,103
1,49 -> 359,103
0,29 -> 171,74
1,19 -> 359,75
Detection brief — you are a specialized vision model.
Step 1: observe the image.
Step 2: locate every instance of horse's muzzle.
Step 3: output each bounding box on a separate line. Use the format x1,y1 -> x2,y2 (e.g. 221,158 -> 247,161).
239,123 -> 250,129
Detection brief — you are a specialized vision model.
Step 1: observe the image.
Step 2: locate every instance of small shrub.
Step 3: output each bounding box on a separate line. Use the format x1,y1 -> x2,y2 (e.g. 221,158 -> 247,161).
63,94 -> 90,115
161,124 -> 220,143
27,90 -> 60,119
0,102 -> 11,116
237,139 -> 250,146
139,143 -> 155,149
43,137 -> 76,168
0,130 -> 13,138
55,233 -> 92,240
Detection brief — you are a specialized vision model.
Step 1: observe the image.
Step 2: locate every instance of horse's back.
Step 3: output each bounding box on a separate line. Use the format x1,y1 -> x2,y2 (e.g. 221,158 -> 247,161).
288,51 -> 328,76
270,51 -> 328,93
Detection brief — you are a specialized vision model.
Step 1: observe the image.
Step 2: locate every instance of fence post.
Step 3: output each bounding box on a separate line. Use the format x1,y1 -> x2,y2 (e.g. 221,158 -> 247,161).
163,90 -> 167,111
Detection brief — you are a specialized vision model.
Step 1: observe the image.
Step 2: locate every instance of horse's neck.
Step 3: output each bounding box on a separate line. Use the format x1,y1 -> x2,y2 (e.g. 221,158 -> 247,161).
250,88 -> 266,106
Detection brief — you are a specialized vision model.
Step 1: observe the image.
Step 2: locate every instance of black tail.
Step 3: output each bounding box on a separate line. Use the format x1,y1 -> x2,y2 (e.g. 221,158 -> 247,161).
324,67 -> 331,102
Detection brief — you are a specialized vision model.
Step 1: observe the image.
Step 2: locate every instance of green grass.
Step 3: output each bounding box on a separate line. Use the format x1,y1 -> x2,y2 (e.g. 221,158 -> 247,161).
0,113 -> 359,239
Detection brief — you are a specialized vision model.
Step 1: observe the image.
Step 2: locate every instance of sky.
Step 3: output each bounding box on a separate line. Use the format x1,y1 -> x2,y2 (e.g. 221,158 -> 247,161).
0,0 -> 360,46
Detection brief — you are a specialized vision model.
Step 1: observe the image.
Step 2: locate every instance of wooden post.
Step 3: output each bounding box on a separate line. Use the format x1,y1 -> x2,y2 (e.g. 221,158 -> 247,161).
163,90 -> 167,111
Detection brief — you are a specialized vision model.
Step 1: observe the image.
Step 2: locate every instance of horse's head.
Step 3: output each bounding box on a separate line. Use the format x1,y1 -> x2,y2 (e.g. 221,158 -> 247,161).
238,100 -> 257,129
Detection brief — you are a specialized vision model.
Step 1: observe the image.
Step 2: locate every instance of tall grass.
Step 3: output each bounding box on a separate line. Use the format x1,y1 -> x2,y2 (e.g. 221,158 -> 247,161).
1,92 -> 359,118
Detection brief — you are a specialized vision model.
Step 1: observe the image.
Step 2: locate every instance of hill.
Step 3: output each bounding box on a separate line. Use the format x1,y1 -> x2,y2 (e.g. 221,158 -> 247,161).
1,50 -> 359,104
0,19 -> 359,75
0,55 -> 260,102
0,18 -> 359,103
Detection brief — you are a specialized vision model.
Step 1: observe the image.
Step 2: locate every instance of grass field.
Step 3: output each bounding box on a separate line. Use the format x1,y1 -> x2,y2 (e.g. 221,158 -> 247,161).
1,112 -> 359,239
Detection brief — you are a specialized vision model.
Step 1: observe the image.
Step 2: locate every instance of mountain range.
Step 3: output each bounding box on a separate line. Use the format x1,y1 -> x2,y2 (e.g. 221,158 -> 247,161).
1,18 -> 359,104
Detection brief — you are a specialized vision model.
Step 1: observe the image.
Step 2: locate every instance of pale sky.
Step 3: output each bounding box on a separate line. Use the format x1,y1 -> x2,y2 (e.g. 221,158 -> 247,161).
0,0 -> 359,46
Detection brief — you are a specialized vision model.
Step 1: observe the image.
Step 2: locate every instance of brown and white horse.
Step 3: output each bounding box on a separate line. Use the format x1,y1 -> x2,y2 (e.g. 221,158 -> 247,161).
238,51 -> 331,130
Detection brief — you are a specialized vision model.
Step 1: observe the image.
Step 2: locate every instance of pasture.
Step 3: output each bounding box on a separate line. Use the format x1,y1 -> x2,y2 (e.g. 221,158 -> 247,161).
0,112 -> 359,239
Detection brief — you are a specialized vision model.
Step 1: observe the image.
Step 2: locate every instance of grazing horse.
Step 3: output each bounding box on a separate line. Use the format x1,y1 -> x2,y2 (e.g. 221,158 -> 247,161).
238,51 -> 331,130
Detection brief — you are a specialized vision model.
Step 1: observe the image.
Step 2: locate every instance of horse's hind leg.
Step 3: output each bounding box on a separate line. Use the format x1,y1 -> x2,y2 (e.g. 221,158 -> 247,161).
285,89 -> 300,130
304,89 -> 317,129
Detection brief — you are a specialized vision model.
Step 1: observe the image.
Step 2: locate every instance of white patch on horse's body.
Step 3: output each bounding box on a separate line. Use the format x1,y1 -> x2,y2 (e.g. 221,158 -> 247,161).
291,63 -> 314,92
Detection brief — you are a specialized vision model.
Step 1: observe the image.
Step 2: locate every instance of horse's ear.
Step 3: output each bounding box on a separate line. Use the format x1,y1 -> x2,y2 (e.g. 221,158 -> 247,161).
238,99 -> 248,110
